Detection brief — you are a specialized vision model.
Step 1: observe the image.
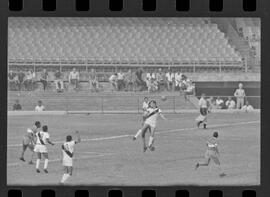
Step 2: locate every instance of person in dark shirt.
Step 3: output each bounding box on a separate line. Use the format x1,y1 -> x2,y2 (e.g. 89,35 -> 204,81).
17,70 -> 25,91
54,69 -> 64,93
13,99 -> 22,110
135,68 -> 145,91
8,70 -> 18,91
40,69 -> 48,91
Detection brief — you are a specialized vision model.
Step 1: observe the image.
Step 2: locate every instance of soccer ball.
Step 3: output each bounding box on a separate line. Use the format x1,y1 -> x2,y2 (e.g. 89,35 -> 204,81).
161,95 -> 167,101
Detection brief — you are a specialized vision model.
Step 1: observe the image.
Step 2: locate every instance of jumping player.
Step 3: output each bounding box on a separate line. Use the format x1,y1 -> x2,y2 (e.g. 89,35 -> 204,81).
196,93 -> 209,129
60,131 -> 81,184
138,100 -> 166,152
195,131 -> 226,177
34,125 -> 55,173
132,97 -> 149,140
19,121 -> 41,164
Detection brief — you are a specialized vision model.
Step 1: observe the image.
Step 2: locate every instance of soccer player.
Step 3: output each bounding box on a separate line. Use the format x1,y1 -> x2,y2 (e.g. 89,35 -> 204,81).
34,125 -> 55,173
133,97 -> 149,140
60,131 -> 81,184
196,93 -> 209,129
138,100 -> 166,152
20,121 -> 41,164
195,131 -> 226,177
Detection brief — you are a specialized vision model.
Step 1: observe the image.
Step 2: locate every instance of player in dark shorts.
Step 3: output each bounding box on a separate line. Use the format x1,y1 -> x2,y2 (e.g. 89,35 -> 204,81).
19,121 -> 41,164
195,131 -> 226,177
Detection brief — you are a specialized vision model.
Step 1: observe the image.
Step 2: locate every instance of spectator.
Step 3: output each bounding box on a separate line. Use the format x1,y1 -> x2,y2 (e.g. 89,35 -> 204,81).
215,96 -> 224,109
207,96 -> 216,110
117,70 -> 125,91
174,71 -> 182,91
17,70 -> 25,91
147,78 -> 158,93
124,69 -> 134,91
24,70 -> 33,91
54,69 -> 64,93
166,70 -> 175,91
225,96 -> 236,109
234,83 -> 246,109
156,68 -> 165,91
134,68 -> 145,91
40,69 -> 49,91
13,99 -> 22,111
184,81 -> 195,100
89,69 -> 99,92
8,70 -> 18,91
35,100 -> 45,112
109,73 -> 118,91
69,68 -> 80,90
241,100 -> 254,112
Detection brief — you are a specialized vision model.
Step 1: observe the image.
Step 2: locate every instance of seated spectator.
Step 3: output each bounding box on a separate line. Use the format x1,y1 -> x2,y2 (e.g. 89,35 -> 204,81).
215,96 -> 225,109
109,73 -> 118,91
117,70 -> 125,91
24,70 -> 34,91
17,70 -> 25,91
35,100 -> 45,112
184,81 -> 195,100
147,78 -> 158,93
8,70 -> 18,91
166,70 -> 175,91
89,69 -> 99,92
13,99 -> 22,111
124,69 -> 133,91
225,96 -> 236,109
69,68 -> 80,90
55,69 -> 64,93
40,69 -> 49,91
241,100 -> 254,112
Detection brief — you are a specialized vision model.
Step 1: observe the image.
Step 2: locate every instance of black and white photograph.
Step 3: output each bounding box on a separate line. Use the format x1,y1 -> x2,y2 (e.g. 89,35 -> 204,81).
7,17 -> 260,186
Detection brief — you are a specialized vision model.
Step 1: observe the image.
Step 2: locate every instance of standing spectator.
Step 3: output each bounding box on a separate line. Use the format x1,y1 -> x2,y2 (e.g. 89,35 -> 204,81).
89,69 -> 99,92
225,96 -> 236,109
156,68 -> 164,91
55,69 -> 64,93
13,99 -> 22,111
117,70 -> 125,91
109,73 -> 118,91
147,78 -> 158,93
241,100 -> 254,112
166,70 -> 175,91
17,70 -> 25,91
124,69 -> 133,91
174,71 -> 182,91
215,96 -> 225,109
24,71 -> 33,91
8,70 -> 18,91
134,68 -> 145,91
40,69 -> 49,91
69,68 -> 80,90
35,100 -> 45,112
234,83 -> 246,109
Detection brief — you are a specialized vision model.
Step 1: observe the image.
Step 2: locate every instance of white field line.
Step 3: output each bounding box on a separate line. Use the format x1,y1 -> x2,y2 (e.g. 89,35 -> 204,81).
7,120 -> 259,148
7,152 -> 115,167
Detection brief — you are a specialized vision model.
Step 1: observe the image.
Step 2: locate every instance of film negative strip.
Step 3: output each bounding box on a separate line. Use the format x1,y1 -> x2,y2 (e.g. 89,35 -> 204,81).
0,0 -> 268,197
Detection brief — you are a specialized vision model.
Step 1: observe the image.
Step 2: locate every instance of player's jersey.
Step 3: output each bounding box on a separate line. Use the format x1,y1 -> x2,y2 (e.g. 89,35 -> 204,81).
199,98 -> 208,108
25,125 -> 39,139
206,137 -> 218,151
142,102 -> 149,111
35,131 -> 50,145
145,107 -> 161,127
62,141 -> 76,166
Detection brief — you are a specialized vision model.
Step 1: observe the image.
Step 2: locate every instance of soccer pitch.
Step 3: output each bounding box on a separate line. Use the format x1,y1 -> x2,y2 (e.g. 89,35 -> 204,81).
7,112 -> 260,186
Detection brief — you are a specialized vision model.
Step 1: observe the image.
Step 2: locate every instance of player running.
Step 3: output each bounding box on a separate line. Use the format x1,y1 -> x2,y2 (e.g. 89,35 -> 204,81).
195,131 -> 226,177
34,125 -> 55,173
60,131 -> 81,184
19,121 -> 41,164
133,97 -> 150,140
196,93 -> 209,129
136,100 -> 166,152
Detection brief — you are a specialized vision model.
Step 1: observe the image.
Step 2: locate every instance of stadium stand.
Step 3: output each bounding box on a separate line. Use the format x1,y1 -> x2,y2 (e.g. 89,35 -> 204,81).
8,18 -> 242,67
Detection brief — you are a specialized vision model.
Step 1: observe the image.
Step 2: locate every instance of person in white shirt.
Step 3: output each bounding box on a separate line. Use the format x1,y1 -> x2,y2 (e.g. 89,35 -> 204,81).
166,71 -> 175,91
34,125 -> 54,173
69,68 -> 80,90
174,72 -> 182,90
225,97 -> 236,109
241,101 -> 254,112
234,83 -> 246,109
35,100 -> 45,112
215,96 -> 224,109
196,93 -> 209,129
117,70 -> 125,91
60,131 -> 81,184
109,73 -> 118,91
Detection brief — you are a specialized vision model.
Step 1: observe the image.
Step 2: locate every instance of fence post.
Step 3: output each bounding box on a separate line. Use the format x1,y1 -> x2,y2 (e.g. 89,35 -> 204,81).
137,96 -> 140,114
173,96 -> 176,113
101,96 -> 104,113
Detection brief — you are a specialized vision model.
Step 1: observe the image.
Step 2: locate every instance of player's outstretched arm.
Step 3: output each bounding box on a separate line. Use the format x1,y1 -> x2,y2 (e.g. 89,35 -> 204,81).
160,113 -> 166,120
47,139 -> 55,146
75,131 -> 81,144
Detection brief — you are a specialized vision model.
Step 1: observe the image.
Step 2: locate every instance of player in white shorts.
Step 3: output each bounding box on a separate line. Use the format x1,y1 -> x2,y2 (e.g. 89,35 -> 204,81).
136,100 -> 166,152
60,131 -> 81,184
34,125 -> 54,173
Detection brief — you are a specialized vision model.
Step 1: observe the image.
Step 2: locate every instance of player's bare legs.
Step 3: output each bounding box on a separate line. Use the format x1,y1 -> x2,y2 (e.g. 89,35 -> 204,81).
195,158 -> 210,169
148,127 -> 155,151
43,153 -> 49,173
19,144 -> 27,162
36,152 -> 42,173
134,122 -> 149,141
60,166 -> 72,184
141,125 -> 149,152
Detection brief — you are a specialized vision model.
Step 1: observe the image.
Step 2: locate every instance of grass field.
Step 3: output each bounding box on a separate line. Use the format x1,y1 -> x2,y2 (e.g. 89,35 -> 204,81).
7,112 -> 260,186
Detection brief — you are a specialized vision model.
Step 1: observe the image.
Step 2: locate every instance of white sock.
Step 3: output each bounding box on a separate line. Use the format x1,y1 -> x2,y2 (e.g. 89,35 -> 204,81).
134,129 -> 142,138
44,159 -> 49,169
60,173 -> 70,183
36,159 -> 40,169
148,136 -> 154,147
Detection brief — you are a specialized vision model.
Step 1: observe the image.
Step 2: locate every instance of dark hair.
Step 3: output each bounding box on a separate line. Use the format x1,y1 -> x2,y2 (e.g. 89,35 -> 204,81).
149,100 -> 157,107
213,131 -> 218,138
144,97 -> 148,100
35,121 -> 41,128
66,135 -> 72,142
42,125 -> 48,132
